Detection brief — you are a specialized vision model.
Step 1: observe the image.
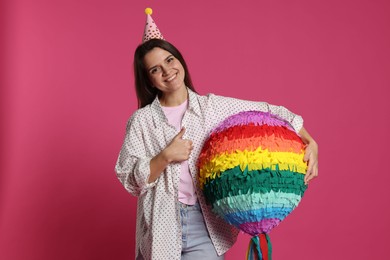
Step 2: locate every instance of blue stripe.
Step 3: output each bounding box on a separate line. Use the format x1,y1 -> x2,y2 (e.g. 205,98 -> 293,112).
224,207 -> 292,226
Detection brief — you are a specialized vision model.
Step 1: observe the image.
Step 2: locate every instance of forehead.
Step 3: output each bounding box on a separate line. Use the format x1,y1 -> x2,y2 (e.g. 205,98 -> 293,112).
143,47 -> 173,68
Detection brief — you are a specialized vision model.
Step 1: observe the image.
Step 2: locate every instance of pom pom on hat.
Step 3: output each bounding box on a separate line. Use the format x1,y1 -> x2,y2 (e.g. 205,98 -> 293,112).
143,7 -> 164,43
145,8 -> 153,15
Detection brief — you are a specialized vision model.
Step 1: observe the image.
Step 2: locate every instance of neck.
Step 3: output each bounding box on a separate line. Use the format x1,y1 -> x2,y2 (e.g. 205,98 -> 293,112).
160,87 -> 188,107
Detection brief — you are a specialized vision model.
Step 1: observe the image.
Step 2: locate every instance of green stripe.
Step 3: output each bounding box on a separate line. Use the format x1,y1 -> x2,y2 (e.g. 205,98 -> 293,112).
203,165 -> 307,206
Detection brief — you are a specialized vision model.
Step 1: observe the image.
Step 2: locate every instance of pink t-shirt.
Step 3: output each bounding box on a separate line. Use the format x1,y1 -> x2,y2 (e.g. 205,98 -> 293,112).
161,99 -> 197,205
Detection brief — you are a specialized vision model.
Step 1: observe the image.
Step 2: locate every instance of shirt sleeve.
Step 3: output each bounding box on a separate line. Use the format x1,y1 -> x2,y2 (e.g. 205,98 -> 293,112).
115,113 -> 158,197
207,94 -> 304,133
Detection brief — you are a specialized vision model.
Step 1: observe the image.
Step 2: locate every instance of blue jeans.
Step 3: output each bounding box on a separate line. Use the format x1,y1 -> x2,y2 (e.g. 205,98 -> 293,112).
136,202 -> 224,260
179,202 -> 224,260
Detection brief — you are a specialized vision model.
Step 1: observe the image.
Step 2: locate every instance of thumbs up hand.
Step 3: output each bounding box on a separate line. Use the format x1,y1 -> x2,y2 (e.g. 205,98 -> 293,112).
162,127 -> 194,163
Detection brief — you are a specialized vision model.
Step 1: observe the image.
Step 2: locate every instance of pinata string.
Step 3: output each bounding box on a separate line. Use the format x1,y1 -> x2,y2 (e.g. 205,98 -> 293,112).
246,234 -> 272,260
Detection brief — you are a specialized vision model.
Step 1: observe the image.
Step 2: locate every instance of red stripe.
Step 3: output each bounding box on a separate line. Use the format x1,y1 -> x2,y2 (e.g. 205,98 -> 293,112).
260,234 -> 269,260
208,124 -> 303,145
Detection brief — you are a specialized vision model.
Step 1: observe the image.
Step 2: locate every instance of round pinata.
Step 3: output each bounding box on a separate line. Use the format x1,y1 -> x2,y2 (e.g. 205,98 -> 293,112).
198,111 -> 308,260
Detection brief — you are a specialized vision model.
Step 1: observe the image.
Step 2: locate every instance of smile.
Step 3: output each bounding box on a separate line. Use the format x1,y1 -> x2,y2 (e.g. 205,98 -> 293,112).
166,73 -> 177,82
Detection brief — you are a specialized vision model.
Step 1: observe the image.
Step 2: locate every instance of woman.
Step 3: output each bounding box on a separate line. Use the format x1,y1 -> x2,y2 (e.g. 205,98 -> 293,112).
115,39 -> 318,260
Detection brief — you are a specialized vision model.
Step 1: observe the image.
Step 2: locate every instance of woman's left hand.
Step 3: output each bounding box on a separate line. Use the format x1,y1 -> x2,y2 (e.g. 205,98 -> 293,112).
303,140 -> 318,185
298,127 -> 318,185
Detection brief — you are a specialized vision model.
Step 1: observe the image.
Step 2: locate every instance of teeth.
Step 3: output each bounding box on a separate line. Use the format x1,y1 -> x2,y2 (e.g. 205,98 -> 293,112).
166,74 -> 177,82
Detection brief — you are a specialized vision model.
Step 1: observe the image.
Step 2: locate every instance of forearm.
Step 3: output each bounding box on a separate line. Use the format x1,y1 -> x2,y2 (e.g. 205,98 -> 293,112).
299,126 -> 319,184
299,127 -> 315,144
299,127 -> 316,145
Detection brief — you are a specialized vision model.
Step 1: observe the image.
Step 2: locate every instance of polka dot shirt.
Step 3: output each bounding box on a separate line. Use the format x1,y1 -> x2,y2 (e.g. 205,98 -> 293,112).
115,89 -> 303,260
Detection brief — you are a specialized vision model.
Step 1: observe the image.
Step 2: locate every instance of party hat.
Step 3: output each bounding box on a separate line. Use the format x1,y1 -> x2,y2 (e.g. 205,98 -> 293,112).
143,8 -> 164,42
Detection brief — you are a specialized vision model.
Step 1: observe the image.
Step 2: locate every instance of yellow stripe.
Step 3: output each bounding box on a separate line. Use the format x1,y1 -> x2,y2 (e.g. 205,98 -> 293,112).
199,148 -> 307,187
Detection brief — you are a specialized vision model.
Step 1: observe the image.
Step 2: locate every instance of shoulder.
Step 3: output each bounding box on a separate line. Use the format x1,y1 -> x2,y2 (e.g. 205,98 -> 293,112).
200,92 -> 241,107
192,92 -> 238,112
194,92 -> 224,104
133,106 -> 151,119
189,92 -> 219,111
126,105 -> 152,130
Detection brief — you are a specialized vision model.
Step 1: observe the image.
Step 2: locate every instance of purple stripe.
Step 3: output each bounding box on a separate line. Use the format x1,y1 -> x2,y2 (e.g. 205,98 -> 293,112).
213,111 -> 294,133
239,218 -> 282,236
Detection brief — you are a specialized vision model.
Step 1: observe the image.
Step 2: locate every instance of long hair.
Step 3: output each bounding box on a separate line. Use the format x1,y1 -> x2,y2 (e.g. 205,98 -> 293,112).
133,39 -> 196,108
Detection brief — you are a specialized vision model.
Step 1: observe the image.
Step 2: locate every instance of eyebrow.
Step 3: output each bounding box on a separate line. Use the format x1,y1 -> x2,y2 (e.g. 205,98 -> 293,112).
147,55 -> 174,72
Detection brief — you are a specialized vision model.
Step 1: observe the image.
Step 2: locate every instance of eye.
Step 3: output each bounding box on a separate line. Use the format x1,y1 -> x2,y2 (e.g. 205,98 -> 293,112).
149,67 -> 161,75
167,56 -> 175,63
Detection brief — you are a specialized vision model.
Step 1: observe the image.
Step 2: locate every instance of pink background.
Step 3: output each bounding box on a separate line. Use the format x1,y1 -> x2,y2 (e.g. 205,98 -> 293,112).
1,0 -> 389,259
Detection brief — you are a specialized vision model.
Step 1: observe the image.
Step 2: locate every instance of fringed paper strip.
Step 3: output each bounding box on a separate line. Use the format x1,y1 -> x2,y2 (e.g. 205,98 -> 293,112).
204,167 -> 306,206
199,149 -> 307,188
198,124 -> 305,171
213,111 -> 295,133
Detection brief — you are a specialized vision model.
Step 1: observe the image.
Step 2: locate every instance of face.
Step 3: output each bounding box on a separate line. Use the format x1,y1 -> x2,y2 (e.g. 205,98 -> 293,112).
143,47 -> 186,95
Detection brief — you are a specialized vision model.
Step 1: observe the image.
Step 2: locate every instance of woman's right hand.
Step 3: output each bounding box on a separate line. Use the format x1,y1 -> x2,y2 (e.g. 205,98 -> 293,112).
148,127 -> 193,183
162,127 -> 193,163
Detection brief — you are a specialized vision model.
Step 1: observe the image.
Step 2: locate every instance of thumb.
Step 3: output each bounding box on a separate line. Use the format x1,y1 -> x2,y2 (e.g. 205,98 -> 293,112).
175,127 -> 186,139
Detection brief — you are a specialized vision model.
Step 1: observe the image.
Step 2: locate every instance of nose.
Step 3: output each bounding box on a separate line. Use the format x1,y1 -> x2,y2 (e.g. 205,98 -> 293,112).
161,65 -> 170,76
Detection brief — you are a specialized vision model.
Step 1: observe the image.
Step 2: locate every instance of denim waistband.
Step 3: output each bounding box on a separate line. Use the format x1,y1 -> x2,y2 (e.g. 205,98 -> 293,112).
178,201 -> 200,211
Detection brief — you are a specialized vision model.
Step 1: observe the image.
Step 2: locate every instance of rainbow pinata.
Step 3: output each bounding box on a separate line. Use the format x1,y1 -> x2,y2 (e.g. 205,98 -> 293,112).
198,111 -> 308,260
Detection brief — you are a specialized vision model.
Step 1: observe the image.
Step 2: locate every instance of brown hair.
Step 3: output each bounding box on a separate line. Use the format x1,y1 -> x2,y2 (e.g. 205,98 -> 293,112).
133,39 -> 196,108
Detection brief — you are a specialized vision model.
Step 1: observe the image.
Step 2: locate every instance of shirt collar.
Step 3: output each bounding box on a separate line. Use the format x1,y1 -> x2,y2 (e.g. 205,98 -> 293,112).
150,88 -> 201,128
187,88 -> 201,117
